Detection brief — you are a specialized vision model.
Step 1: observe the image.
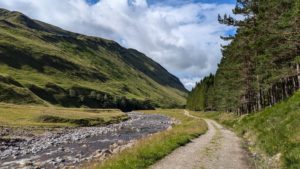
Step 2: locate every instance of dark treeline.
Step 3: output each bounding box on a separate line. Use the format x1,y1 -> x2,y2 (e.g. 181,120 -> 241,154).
28,83 -> 154,112
187,0 -> 300,114
186,74 -> 215,111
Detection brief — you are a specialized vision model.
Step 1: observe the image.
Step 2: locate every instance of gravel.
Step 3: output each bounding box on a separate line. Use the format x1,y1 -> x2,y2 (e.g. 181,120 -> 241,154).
150,111 -> 253,169
0,112 -> 173,169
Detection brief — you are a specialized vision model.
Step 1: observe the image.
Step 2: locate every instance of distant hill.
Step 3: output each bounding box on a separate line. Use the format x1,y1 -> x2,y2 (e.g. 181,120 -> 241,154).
0,8 -> 187,111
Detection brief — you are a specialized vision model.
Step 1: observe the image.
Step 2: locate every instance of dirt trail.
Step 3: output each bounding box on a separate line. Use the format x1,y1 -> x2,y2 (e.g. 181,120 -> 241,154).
150,110 -> 252,169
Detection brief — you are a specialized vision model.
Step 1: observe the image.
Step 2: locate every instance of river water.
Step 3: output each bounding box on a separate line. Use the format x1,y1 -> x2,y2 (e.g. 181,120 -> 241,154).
0,112 -> 172,169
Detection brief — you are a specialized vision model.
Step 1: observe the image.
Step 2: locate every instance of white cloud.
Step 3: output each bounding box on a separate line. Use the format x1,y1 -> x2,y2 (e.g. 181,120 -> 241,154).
0,0 -> 235,90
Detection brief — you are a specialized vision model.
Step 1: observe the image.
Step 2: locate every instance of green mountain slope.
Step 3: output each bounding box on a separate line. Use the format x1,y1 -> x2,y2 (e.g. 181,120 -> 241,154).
0,8 -> 187,110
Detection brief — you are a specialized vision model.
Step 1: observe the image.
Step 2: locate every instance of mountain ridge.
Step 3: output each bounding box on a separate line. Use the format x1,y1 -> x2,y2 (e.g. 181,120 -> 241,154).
0,8 -> 187,110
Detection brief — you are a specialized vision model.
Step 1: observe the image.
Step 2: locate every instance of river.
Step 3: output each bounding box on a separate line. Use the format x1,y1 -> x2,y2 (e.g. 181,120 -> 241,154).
0,112 -> 173,169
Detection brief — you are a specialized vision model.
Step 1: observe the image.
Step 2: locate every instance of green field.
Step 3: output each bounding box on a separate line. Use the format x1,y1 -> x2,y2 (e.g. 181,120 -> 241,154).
0,103 -> 128,127
191,91 -> 300,169
94,109 -> 207,169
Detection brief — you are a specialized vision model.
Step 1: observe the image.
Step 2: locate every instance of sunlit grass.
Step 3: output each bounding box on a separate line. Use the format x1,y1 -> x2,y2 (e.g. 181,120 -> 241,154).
190,91 -> 300,169
93,109 -> 207,169
0,21 -> 187,108
0,103 -> 127,127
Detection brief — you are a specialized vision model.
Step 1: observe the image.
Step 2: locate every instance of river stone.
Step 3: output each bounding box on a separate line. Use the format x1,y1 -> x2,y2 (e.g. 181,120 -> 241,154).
0,112 -> 173,168
55,157 -> 65,163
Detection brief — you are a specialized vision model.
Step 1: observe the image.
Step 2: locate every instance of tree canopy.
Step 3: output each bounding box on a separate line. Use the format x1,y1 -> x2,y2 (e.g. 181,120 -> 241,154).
187,0 -> 300,114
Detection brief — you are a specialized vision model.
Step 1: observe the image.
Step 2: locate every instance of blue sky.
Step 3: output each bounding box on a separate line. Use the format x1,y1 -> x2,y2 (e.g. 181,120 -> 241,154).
0,0 -> 236,90
87,0 -> 236,5
147,0 -> 236,5
85,0 -> 99,5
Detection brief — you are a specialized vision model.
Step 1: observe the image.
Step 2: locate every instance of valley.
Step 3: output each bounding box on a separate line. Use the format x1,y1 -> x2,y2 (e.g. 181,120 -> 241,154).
0,0 -> 299,168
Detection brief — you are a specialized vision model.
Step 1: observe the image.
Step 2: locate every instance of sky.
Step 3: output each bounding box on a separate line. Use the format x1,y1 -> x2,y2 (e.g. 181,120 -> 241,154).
0,0 -> 236,90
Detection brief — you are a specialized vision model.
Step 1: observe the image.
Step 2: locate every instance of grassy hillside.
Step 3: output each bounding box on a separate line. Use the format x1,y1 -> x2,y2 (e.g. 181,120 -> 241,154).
0,8 -> 187,110
192,91 -> 300,168
0,103 -> 127,127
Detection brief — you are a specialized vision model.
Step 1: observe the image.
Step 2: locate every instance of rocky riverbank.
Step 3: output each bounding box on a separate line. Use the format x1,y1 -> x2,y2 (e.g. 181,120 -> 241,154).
0,112 -> 174,169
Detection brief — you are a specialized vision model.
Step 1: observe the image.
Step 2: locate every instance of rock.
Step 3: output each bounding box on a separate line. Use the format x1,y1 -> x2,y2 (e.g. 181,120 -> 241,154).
64,148 -> 71,153
112,146 -> 121,154
55,157 -> 65,163
58,147 -> 65,152
58,163 -> 65,168
20,159 -> 34,167
75,154 -> 81,158
102,149 -> 112,155
13,146 -> 21,151
110,143 -> 118,149
0,112 -> 173,168
117,140 -> 124,144
274,153 -> 281,161
93,149 -> 104,158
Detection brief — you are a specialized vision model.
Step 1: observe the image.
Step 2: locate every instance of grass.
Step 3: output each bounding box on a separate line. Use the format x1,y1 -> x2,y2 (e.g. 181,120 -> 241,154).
0,9 -> 188,108
190,91 -> 300,169
93,109 -> 207,169
0,103 -> 128,127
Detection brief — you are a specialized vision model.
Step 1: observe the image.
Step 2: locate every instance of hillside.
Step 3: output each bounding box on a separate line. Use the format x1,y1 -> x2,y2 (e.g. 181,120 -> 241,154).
234,91 -> 300,168
0,8 -> 187,110
187,0 -> 300,113
196,90 -> 300,168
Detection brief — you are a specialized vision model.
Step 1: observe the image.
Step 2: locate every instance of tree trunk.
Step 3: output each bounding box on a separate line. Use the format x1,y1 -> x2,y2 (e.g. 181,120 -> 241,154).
270,87 -> 274,106
297,64 -> 300,89
274,85 -> 277,104
293,76 -> 296,91
260,90 -> 263,108
256,75 -> 262,111
282,78 -> 289,100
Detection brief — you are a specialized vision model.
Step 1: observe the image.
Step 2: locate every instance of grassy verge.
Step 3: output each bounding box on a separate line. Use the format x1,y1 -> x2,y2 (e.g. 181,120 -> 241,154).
93,109 -> 207,169
190,91 -> 300,169
189,111 -> 238,128
0,103 -> 128,127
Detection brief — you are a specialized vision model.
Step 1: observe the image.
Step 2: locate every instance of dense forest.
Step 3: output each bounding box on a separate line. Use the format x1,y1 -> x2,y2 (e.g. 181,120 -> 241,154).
187,0 -> 300,114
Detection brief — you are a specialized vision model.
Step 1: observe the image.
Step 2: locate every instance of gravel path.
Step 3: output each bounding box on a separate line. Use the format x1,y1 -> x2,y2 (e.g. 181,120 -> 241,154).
150,110 -> 252,169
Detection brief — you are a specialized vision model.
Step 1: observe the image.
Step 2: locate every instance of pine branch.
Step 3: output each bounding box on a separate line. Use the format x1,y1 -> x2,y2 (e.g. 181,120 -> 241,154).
220,35 -> 235,41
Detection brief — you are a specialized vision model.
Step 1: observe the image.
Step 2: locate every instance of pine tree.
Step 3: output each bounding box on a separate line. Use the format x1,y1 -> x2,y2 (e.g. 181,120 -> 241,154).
187,0 -> 300,114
